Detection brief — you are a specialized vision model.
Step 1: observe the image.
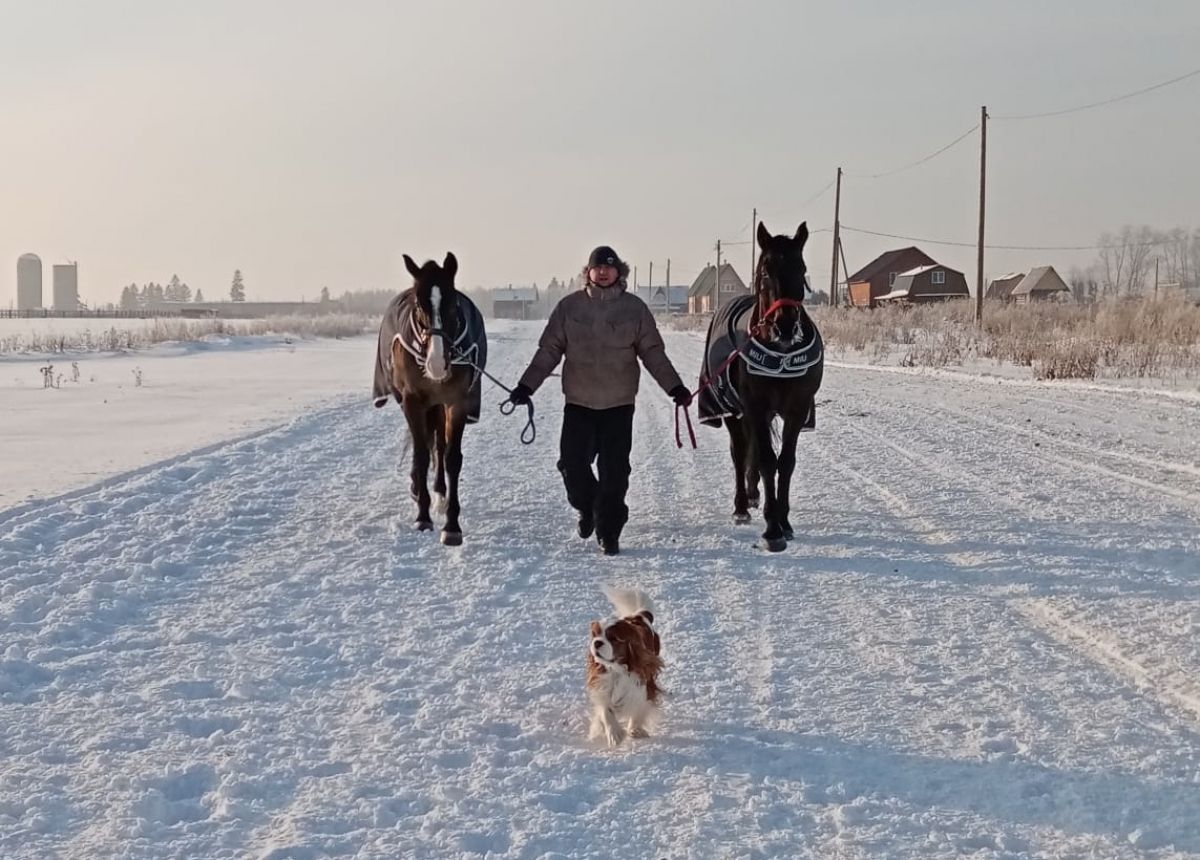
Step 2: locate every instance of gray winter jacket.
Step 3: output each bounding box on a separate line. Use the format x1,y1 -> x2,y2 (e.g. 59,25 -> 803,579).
518,281 -> 684,410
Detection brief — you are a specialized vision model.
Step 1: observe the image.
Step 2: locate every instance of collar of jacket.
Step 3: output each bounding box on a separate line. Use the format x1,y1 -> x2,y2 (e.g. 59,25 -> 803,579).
583,280 -> 628,301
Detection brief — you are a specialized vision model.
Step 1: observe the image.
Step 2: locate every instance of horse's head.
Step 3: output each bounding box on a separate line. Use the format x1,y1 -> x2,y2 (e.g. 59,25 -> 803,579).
403,251 -> 460,382
754,221 -> 809,348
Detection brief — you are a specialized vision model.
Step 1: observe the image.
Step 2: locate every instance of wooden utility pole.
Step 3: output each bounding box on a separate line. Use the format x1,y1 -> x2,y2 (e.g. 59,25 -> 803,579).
666,258 -> 671,290
648,261 -> 654,289
751,207 -> 758,278
1155,257 -> 1159,297
634,265 -> 638,289
830,167 -> 842,306
715,239 -> 723,312
975,106 -> 988,326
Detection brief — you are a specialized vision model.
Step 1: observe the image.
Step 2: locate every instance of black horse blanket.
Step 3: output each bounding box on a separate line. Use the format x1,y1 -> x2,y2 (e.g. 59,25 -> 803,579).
372,291 -> 488,423
696,295 -> 823,427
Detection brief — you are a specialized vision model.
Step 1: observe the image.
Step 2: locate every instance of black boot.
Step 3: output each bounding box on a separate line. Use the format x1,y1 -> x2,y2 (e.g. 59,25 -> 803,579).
598,534 -> 620,556
578,509 -> 595,540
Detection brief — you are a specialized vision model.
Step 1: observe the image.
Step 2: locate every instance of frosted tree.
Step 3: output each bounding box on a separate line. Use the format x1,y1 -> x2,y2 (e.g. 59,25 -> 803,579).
194,288 -> 205,302
141,282 -> 165,305
230,270 -> 246,302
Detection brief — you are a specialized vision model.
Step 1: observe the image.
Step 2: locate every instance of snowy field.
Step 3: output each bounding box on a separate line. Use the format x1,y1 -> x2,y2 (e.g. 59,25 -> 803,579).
2,321 -> 1199,858
0,317 -> 200,353
0,334 -> 376,510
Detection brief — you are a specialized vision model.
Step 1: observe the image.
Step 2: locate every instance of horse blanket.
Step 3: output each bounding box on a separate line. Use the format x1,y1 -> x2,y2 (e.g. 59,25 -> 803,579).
372,291 -> 488,423
696,294 -> 823,427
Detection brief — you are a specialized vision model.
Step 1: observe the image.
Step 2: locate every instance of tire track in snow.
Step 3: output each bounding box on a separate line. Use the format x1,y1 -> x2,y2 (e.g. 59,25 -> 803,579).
837,371 -> 1200,513
827,372 -> 1200,750
1014,599 -> 1200,732
925,399 -> 1200,508
827,381 -> 1200,597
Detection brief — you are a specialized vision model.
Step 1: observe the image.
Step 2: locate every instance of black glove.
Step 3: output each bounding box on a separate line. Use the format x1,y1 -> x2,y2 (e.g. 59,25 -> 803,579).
669,385 -> 693,407
507,384 -> 533,406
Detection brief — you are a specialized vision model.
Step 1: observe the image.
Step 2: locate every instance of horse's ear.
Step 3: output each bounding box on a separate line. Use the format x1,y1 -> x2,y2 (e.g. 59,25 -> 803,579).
403,254 -> 420,279
757,220 -> 772,250
443,252 -> 458,280
794,222 -> 809,248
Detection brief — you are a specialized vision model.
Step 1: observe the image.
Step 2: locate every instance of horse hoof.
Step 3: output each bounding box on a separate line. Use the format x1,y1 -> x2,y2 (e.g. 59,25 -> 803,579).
762,537 -> 787,553
732,512 -> 752,525
748,496 -> 761,510
440,529 -> 463,547
433,493 -> 448,515
415,520 -> 433,532
782,526 -> 795,541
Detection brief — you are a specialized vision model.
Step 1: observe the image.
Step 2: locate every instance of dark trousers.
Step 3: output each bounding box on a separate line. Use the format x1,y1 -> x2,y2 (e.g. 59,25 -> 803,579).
557,404 -> 635,540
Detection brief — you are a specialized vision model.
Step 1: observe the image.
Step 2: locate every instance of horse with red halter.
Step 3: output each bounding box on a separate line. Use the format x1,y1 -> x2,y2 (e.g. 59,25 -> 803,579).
696,222 -> 824,551
373,252 -> 487,546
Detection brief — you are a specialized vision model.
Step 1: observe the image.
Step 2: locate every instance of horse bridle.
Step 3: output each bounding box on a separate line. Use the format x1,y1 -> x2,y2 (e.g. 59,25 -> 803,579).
410,293 -> 460,347
751,295 -> 805,341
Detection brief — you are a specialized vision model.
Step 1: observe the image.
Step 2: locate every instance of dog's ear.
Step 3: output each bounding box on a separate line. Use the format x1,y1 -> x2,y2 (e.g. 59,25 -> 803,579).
590,620 -> 602,638
637,609 -> 654,626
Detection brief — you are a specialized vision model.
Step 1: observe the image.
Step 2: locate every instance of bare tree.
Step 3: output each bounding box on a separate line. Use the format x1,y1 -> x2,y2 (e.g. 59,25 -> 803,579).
1154,227 -> 1186,290
1067,265 -> 1100,303
1097,225 -> 1159,296
1098,231 -> 1127,296
1190,228 -> 1200,295
1121,225 -> 1156,295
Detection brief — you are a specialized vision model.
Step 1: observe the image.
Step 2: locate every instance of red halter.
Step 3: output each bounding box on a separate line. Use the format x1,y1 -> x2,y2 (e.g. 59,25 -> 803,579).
751,297 -> 804,338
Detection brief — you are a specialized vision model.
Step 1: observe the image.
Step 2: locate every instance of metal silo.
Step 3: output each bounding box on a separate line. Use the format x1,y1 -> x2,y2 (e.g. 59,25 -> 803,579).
52,262 -> 79,311
17,253 -> 42,310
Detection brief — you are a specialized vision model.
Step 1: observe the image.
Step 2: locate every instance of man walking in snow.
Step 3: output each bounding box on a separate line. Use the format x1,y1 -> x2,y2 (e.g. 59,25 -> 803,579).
507,245 -> 692,556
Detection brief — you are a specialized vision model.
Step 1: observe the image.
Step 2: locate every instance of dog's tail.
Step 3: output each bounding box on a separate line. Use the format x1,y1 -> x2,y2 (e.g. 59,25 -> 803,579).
603,586 -> 656,622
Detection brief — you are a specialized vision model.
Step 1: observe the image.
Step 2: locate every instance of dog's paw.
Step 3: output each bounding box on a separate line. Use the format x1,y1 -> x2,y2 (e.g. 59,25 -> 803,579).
604,724 -> 626,746
629,726 -> 650,739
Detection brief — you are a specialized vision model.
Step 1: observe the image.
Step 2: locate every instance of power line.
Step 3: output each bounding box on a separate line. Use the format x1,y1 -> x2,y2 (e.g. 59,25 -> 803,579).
800,178 -> 836,207
753,180 -> 837,233
993,66 -> 1200,120
841,224 -> 1163,252
843,124 -> 979,180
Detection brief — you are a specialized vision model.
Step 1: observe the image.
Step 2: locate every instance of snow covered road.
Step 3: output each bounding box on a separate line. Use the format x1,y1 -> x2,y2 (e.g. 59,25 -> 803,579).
2,323 -> 1199,858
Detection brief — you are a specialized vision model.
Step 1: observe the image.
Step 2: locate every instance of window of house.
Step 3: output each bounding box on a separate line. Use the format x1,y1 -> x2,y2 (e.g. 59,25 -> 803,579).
932,271 -> 946,285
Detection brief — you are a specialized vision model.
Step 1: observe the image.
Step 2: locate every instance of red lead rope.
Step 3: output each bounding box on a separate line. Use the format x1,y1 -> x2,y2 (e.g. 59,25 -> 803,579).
673,297 -> 805,449
674,343 -> 745,449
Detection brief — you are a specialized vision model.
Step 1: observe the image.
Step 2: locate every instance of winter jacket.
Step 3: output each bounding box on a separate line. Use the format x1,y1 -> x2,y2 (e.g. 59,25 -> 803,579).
518,281 -> 684,410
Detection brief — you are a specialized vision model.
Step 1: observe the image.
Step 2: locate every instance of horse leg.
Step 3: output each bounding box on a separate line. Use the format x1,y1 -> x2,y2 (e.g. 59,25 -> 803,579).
776,414 -> 804,542
726,417 -> 751,524
430,405 -> 448,514
439,404 -> 468,546
747,469 -> 761,510
403,399 -> 434,531
752,413 -> 786,551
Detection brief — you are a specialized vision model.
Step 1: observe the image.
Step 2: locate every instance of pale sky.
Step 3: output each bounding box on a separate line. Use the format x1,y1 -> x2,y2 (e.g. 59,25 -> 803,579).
3,0 -> 1198,305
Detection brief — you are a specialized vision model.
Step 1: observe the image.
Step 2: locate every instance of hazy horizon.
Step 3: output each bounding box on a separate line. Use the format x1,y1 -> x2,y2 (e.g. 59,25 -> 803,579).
3,1 -> 1198,306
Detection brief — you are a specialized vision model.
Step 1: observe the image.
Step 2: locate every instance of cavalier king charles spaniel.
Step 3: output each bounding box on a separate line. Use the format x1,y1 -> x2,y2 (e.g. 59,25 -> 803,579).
586,588 -> 663,746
